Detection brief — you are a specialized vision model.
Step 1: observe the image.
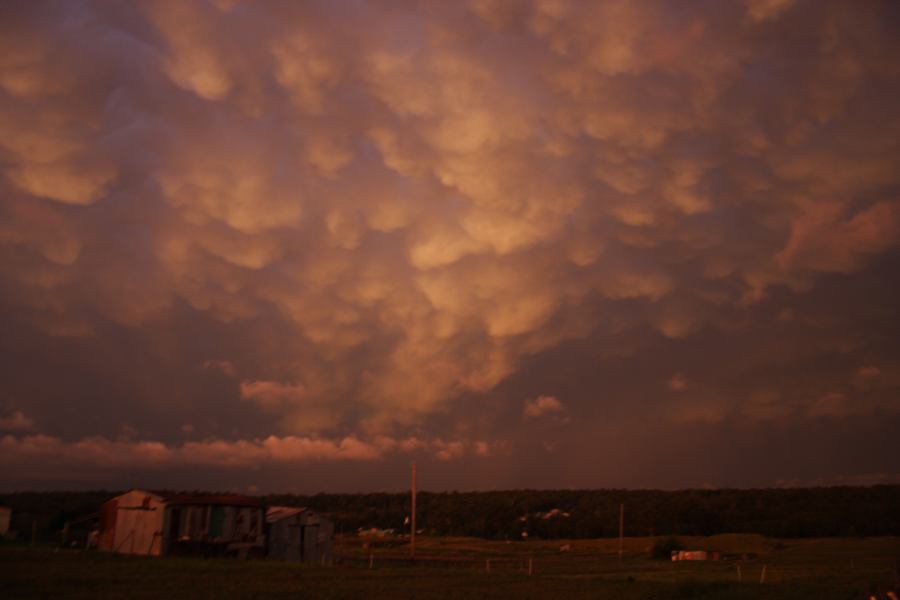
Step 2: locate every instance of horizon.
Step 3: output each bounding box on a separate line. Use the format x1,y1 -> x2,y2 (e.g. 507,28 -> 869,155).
5,482 -> 900,496
5,480 -> 900,497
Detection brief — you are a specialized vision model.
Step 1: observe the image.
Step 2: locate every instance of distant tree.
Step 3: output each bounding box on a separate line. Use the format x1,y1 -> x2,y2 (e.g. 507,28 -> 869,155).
7,485 -> 900,541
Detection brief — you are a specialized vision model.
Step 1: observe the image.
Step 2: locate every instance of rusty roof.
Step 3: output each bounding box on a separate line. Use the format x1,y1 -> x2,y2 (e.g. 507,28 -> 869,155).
266,505 -> 308,523
105,489 -> 263,507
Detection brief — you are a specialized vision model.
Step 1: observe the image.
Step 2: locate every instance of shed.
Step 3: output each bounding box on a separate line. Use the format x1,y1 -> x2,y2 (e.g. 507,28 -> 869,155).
98,489 -> 166,555
266,506 -> 333,563
98,489 -> 266,557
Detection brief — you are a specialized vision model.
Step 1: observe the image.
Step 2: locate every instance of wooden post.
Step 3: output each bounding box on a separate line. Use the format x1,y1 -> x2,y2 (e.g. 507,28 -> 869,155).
760,565 -> 767,583
369,553 -> 374,569
618,502 -> 624,562
528,557 -> 533,576
737,564 -> 742,583
62,521 -> 70,546
411,460 -> 417,560
486,558 -> 491,573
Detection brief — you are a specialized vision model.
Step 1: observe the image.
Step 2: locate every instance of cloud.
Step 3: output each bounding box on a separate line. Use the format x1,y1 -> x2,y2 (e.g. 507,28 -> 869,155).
0,0 -> 899,488
855,366 -> 880,379
777,201 -> 900,275
667,374 -> 689,392
240,380 -> 307,410
745,0 -> 796,23
0,411 -> 34,432
203,359 -> 237,377
807,392 -> 854,419
0,433 -> 494,474
742,390 -> 791,421
524,395 -> 564,419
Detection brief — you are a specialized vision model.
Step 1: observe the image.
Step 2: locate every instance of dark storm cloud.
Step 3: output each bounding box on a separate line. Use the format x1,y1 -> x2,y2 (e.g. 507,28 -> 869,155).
1,0 -> 899,490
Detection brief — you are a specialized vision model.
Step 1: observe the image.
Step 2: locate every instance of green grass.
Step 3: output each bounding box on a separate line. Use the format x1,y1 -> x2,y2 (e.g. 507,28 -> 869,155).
2,536 -> 898,599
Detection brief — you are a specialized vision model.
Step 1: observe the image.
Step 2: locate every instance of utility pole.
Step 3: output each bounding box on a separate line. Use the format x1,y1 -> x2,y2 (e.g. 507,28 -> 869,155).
411,460 -> 417,560
618,502 -> 624,562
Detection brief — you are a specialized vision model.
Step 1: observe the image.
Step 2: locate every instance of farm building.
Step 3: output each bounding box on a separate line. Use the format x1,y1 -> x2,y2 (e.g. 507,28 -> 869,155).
98,489 -> 266,557
266,506 -> 333,563
671,550 -> 721,561
0,505 -> 10,537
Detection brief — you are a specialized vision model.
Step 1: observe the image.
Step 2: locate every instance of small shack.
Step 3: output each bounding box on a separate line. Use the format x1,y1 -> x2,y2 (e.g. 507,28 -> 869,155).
98,489 -> 166,555
266,506 -> 333,563
98,489 -> 266,557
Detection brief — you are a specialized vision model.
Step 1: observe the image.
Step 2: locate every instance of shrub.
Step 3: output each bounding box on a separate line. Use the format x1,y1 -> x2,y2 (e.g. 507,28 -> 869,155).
651,536 -> 685,560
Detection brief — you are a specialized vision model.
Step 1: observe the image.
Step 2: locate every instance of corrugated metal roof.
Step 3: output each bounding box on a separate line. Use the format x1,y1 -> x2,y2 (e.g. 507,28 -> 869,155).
106,489 -> 262,507
266,506 -> 308,523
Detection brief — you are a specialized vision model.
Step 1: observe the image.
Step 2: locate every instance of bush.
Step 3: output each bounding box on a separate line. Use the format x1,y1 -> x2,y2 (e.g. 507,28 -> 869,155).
651,536 -> 684,560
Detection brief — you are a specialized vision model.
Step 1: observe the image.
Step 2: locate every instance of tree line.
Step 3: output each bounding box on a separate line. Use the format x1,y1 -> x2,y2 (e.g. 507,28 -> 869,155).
3,485 -> 898,542
266,485 -> 900,539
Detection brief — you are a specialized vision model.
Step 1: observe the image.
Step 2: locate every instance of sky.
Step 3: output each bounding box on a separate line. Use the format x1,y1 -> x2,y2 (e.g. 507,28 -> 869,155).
1,0 -> 899,493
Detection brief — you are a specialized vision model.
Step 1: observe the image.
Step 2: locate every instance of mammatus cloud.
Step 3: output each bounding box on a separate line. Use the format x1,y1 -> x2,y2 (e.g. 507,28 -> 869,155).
667,374 -> 688,393
523,395 -> 564,419
855,366 -> 880,379
0,0 -> 899,486
203,360 -> 237,377
240,380 -> 307,410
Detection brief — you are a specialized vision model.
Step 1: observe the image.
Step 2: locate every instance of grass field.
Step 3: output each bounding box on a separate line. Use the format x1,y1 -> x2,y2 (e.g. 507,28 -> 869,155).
2,535 -> 898,599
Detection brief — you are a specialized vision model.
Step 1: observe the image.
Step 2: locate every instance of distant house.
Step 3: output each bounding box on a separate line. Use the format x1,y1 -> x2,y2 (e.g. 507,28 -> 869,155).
98,489 -> 266,557
671,550 -> 720,561
0,505 -> 10,537
266,506 -> 333,563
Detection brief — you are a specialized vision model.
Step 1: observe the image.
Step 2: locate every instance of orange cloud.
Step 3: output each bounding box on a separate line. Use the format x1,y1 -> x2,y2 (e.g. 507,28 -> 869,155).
667,374 -> 689,392
0,433 -> 496,473
240,380 -> 307,409
524,395 -> 564,419
0,411 -> 34,432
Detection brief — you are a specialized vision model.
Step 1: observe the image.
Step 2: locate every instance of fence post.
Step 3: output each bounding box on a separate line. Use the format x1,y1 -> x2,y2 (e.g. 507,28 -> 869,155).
369,553 -> 374,569
760,565 -> 766,583
737,564 -> 742,583
528,557 -> 533,576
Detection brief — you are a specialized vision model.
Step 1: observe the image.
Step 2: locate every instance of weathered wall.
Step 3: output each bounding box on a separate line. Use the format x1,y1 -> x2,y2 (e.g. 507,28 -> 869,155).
267,509 -> 333,563
108,490 -> 165,556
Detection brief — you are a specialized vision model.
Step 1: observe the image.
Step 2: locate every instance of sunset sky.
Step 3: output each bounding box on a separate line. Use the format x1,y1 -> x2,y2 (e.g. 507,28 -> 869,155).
1,0 -> 899,493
